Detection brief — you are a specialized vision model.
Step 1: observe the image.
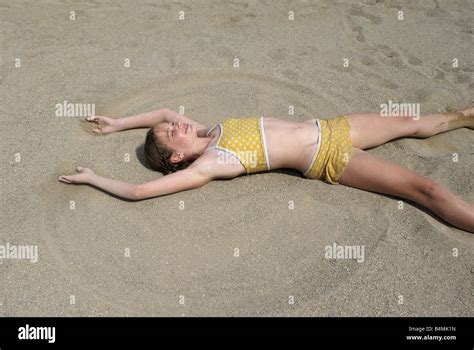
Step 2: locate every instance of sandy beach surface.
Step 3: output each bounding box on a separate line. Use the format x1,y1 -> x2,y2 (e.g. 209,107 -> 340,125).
1,0 -> 473,316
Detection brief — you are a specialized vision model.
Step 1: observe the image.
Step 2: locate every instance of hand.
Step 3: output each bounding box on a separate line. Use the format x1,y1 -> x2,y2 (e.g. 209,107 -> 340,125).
86,115 -> 118,134
58,166 -> 95,184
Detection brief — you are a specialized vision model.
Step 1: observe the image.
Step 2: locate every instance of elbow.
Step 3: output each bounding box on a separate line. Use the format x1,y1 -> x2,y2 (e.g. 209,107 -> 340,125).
132,184 -> 146,201
160,107 -> 172,116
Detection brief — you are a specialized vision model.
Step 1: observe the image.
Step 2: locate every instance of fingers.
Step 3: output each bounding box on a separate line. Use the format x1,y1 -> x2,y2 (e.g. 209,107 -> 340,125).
86,116 -> 115,135
83,116 -> 105,136
58,175 -> 82,184
86,116 -> 104,124
58,175 -> 71,183
87,116 -> 102,132
58,167 -> 86,183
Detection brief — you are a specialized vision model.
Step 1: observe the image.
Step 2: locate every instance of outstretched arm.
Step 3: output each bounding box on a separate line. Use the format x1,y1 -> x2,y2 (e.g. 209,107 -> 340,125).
86,108 -> 169,134
87,108 -> 207,134
114,108 -> 171,131
58,166 -> 212,200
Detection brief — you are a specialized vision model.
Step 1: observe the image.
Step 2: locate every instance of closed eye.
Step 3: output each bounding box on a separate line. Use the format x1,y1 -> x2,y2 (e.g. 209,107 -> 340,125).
171,122 -> 178,137
167,122 -> 175,139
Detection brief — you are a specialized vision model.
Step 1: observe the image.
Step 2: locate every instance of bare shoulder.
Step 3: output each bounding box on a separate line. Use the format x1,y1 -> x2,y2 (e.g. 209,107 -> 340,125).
188,149 -> 246,180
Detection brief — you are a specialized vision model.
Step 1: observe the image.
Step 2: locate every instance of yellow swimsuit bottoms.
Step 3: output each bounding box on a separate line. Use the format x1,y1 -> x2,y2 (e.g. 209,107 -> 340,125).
303,115 -> 353,184
204,117 -> 270,174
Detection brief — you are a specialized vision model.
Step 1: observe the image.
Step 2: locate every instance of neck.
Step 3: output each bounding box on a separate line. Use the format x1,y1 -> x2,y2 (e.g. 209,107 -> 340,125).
190,136 -> 213,160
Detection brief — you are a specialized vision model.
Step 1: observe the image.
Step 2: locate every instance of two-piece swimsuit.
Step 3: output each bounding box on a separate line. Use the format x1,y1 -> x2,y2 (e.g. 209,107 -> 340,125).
204,115 -> 353,184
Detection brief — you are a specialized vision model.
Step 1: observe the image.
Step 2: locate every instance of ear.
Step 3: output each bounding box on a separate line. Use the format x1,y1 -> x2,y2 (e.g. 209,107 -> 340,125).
169,152 -> 184,164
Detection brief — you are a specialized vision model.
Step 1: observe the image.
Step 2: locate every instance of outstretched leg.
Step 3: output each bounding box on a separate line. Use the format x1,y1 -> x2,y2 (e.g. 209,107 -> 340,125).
339,148 -> 474,233
347,107 -> 474,150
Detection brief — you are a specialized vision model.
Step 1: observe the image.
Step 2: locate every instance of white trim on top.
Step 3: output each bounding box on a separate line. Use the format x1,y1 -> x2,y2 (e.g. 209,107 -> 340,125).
215,123 -> 223,145
205,123 -> 219,137
203,123 -> 247,172
260,116 -> 271,171
204,123 -> 223,152
303,119 -> 322,176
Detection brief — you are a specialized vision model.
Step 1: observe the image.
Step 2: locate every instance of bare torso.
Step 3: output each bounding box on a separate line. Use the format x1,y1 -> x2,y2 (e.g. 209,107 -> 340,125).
194,117 -> 319,178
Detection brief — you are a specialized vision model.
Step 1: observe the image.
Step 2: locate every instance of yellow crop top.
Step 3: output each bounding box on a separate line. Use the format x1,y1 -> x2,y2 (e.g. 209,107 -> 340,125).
204,117 -> 271,174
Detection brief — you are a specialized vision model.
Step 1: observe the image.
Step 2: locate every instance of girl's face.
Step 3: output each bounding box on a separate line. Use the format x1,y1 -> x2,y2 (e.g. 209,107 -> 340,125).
154,121 -> 198,158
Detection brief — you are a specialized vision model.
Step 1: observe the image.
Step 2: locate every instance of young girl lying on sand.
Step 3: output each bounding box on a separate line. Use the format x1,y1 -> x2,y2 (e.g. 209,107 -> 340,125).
59,107 -> 474,233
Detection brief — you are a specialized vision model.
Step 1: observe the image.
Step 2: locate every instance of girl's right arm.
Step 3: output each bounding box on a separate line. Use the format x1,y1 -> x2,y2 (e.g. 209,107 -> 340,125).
87,108 -> 170,134
114,108 -> 171,131
88,108 -> 207,134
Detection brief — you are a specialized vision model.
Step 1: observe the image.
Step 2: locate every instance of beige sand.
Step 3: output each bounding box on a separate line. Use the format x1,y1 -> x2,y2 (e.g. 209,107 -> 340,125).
1,0 -> 473,316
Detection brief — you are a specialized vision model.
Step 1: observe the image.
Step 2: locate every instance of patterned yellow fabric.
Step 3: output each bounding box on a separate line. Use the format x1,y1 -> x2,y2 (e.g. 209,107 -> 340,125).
216,118 -> 269,174
305,115 -> 353,184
